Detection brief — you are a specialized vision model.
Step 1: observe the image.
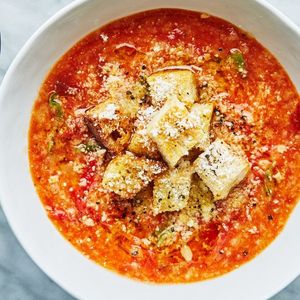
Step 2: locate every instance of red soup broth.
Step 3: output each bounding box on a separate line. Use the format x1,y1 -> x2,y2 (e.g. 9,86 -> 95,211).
29,9 -> 300,283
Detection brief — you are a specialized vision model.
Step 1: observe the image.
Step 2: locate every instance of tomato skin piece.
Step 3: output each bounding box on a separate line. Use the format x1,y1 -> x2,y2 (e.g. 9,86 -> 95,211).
291,103 -> 300,131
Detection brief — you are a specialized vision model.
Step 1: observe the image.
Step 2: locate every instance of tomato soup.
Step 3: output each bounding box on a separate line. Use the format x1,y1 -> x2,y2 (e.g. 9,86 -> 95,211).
29,9 -> 300,283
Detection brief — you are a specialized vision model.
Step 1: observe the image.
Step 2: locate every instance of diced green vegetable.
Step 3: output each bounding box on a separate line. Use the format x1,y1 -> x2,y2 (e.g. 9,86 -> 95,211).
49,93 -> 63,118
264,169 -> 274,196
75,141 -> 100,153
84,142 -> 99,152
157,225 -> 177,247
230,49 -> 247,77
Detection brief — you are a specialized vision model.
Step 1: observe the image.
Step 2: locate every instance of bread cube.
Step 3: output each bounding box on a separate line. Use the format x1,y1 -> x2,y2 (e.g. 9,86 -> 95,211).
133,185 -> 154,216
153,161 -> 192,214
127,106 -> 160,159
147,97 -> 203,167
194,139 -> 250,200
128,131 -> 161,159
184,175 -> 216,222
147,69 -> 197,108
102,152 -> 166,199
85,98 -> 138,154
189,103 -> 214,150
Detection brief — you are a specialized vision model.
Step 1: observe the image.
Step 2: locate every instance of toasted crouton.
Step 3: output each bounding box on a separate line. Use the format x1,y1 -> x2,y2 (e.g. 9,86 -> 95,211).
127,105 -> 160,159
85,99 -> 138,154
189,103 -> 214,150
146,97 -> 202,167
194,139 -> 250,200
147,69 -> 197,108
128,131 -> 161,159
153,161 -> 192,214
102,152 -> 167,199
182,175 -> 216,223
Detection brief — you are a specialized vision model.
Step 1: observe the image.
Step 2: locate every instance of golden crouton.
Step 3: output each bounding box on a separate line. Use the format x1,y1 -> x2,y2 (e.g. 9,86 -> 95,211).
102,152 -> 167,199
189,103 -> 214,150
153,161 -> 192,214
127,105 -> 160,159
147,97 -> 202,167
147,69 -> 197,108
182,175 -> 216,223
194,139 -> 250,200
85,99 -> 138,154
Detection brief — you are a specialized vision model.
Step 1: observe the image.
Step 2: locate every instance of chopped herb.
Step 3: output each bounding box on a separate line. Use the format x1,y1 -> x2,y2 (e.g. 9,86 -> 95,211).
230,49 -> 247,77
49,93 -> 63,118
157,225 -> 177,247
76,141 -> 99,153
84,143 -> 99,152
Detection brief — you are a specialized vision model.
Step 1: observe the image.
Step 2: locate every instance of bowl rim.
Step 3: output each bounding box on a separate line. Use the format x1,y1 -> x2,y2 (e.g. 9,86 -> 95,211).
0,0 -> 300,299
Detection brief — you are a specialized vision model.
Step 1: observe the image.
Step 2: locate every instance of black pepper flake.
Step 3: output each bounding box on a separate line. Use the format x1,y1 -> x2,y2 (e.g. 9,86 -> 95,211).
243,250 -> 248,256
141,65 -> 147,70
214,56 -> 222,63
131,250 -> 139,256
218,47 -> 223,52
268,215 -> 273,221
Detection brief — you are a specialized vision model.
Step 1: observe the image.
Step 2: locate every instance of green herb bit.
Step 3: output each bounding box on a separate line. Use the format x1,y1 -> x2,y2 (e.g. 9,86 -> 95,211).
84,142 -> 99,152
76,141 -> 99,153
49,93 -> 63,118
230,49 -> 247,77
264,169 -> 274,196
157,225 -> 177,248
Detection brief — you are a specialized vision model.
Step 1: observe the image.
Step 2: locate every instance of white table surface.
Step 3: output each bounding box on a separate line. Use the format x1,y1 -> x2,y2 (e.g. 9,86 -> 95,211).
0,0 -> 299,299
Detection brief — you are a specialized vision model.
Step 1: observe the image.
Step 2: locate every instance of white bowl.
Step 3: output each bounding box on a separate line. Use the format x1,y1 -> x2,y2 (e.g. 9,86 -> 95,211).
0,0 -> 299,299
